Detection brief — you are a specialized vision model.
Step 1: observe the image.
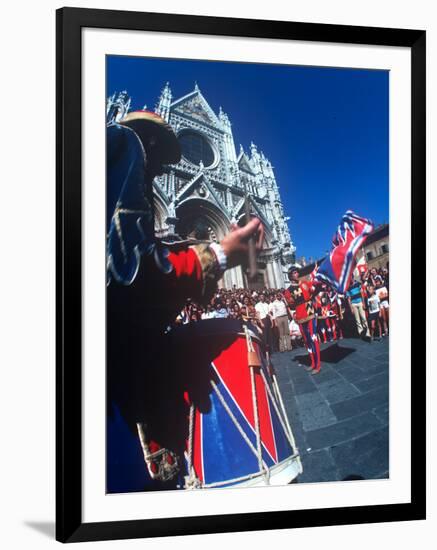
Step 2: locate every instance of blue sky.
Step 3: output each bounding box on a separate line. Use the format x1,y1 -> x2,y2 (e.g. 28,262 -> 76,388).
107,55 -> 388,260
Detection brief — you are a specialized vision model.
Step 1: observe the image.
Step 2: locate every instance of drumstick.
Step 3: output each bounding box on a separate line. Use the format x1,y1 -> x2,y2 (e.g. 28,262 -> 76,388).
244,191 -> 257,280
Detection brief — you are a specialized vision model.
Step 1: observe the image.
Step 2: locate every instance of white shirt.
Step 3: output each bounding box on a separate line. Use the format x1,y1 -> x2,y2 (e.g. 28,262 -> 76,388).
289,320 -> 301,337
375,286 -> 389,301
367,294 -> 381,314
213,308 -> 229,319
269,299 -> 288,319
255,302 -> 270,319
176,309 -> 190,324
201,311 -> 215,320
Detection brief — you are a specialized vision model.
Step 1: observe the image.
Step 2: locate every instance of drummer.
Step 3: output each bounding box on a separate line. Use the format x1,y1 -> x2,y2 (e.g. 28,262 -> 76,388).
107,110 -> 264,490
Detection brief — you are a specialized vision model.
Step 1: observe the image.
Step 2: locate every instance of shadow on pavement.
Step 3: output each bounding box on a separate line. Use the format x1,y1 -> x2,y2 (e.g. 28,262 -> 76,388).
293,342 -> 356,366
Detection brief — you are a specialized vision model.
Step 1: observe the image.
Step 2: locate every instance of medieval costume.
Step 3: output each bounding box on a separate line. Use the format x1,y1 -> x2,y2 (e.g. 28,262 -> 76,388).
315,292 -> 333,343
330,292 -> 345,340
284,268 -> 321,374
106,111 -> 227,492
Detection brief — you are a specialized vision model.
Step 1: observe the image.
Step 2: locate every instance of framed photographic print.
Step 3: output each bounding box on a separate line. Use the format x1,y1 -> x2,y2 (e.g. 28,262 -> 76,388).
56,7 -> 426,543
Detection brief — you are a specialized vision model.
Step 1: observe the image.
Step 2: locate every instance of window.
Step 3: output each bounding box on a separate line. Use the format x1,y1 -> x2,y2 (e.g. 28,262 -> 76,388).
366,251 -> 374,261
381,243 -> 389,255
179,131 -> 215,167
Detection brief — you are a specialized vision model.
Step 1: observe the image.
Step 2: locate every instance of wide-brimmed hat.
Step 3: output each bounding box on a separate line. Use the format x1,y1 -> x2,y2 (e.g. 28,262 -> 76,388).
288,265 -> 300,274
119,110 -> 181,164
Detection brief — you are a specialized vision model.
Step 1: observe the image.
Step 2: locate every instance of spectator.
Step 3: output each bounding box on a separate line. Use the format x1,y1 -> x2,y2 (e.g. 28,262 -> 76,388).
268,295 -> 280,352
201,304 -> 215,320
255,293 -> 273,351
334,293 -> 346,339
375,277 -> 389,336
229,303 -> 241,320
289,316 -> 303,348
269,292 -> 292,352
213,300 -> 229,319
347,279 -> 370,338
382,266 -> 389,290
366,285 -> 382,341
367,267 -> 380,289
175,304 -> 190,324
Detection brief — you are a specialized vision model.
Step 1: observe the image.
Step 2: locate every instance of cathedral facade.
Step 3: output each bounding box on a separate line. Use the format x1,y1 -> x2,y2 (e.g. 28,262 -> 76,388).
107,84 -> 296,289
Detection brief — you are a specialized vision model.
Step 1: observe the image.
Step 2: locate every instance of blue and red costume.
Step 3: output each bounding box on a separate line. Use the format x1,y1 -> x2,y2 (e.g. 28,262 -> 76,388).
106,113 -> 224,492
316,291 -> 340,342
284,279 -> 321,373
315,293 -> 330,343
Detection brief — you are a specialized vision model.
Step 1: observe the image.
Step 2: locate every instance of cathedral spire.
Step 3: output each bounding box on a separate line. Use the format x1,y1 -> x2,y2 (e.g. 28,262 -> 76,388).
250,141 -> 262,174
155,81 -> 172,121
106,90 -> 131,123
219,106 -> 231,133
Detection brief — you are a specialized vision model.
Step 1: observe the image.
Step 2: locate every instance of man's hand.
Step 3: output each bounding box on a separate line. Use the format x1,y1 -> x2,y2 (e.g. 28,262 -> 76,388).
220,218 -> 264,269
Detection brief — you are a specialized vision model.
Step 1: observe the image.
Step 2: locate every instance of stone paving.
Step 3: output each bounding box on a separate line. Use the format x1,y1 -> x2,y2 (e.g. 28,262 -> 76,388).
271,336 -> 389,483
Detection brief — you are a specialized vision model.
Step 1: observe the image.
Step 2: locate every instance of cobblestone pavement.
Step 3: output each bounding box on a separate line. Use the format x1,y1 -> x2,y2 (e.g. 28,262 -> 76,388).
271,337 -> 389,483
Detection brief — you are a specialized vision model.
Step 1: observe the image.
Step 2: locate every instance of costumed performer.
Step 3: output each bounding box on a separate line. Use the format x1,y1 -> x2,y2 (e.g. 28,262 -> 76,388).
106,110 -> 264,491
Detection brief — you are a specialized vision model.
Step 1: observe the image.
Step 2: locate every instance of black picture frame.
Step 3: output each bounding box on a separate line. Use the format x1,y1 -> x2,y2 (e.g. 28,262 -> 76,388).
56,6 -> 426,543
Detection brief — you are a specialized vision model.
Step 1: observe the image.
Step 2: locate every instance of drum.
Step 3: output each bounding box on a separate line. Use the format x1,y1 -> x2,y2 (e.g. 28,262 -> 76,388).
172,319 -> 302,489
107,318 -> 302,492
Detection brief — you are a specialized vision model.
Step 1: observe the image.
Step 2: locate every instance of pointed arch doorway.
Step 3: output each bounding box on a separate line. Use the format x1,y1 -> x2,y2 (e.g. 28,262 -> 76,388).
175,198 -> 229,242
175,199 -> 244,289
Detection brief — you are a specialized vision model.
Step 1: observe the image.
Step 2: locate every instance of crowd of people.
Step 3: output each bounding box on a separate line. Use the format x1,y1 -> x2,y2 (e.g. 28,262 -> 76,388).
346,265 -> 390,341
173,263 -> 390,352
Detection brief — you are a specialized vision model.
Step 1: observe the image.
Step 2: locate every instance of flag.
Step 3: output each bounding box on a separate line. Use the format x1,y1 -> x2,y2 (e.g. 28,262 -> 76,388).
314,211 -> 374,294
309,261 -> 319,283
355,255 -> 369,278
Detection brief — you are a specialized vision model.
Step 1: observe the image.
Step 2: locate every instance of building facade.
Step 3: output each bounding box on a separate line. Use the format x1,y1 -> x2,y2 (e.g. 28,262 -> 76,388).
107,84 -> 296,289
361,224 -> 389,271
